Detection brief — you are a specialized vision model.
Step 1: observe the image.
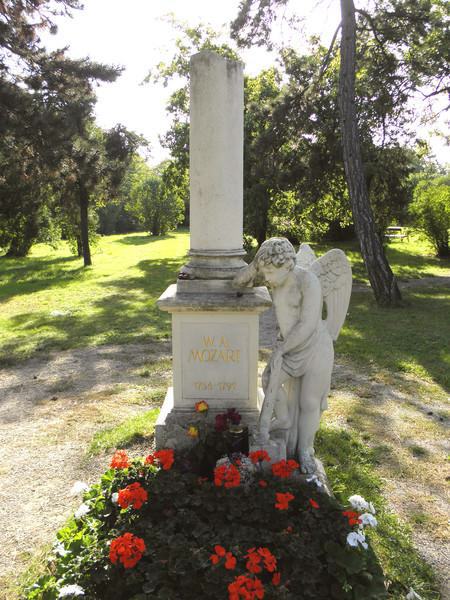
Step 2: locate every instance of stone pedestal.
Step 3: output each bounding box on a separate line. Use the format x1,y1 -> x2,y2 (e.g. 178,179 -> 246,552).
155,283 -> 271,449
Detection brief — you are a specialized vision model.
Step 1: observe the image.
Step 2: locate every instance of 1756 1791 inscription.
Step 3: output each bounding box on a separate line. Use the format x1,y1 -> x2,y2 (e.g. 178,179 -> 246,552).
181,322 -> 249,400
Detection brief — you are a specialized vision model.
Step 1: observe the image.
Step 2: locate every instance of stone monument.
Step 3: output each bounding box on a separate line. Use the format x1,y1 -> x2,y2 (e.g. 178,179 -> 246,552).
233,238 -> 352,473
155,51 -> 271,448
156,51 -> 352,476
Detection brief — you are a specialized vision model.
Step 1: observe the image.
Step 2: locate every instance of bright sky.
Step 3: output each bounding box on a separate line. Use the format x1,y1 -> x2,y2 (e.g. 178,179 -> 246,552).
42,0 -> 448,165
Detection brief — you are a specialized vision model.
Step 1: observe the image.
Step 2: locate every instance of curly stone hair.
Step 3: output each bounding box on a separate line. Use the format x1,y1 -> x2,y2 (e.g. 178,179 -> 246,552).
232,237 -> 296,288
254,238 -> 296,269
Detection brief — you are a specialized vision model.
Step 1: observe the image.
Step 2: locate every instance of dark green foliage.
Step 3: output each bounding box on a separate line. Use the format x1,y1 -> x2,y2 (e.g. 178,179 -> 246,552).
124,157 -> 185,237
0,0 -> 141,260
27,457 -> 386,600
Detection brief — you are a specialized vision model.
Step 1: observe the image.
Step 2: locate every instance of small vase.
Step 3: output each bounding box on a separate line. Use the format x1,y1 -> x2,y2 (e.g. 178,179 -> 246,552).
224,426 -> 249,456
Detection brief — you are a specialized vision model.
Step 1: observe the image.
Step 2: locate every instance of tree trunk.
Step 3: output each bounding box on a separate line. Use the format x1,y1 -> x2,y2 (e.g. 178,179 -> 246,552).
79,182 -> 92,266
5,214 -> 38,257
339,0 -> 402,306
76,235 -> 83,257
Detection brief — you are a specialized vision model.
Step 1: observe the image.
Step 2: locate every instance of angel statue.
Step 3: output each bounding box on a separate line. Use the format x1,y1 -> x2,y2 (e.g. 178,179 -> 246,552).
233,238 -> 352,474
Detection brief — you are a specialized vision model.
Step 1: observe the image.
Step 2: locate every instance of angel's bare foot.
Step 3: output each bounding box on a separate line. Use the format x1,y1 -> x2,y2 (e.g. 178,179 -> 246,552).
269,417 -> 290,432
299,449 -> 317,474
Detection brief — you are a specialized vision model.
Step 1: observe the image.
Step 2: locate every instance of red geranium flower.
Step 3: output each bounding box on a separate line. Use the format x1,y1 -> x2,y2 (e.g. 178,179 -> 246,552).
117,482 -> 148,510
271,459 -> 299,478
272,572 -> 281,586
257,547 -> 277,573
110,450 -> 130,469
228,575 -> 265,600
109,532 -> 145,568
225,551 -> 237,570
249,450 -> 271,464
215,545 -> 226,557
275,492 -> 295,510
210,545 -> 236,570
258,480 -> 268,488
343,510 -> 361,526
145,449 -> 174,470
309,498 -> 320,509
244,547 -> 277,575
245,548 -> 262,574
214,464 -> 241,488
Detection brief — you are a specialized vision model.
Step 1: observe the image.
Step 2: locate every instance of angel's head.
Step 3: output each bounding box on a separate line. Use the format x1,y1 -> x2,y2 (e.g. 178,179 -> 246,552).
233,237 -> 296,289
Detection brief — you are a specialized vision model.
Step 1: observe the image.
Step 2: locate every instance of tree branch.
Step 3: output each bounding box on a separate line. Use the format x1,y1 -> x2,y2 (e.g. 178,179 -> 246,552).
318,21 -> 342,80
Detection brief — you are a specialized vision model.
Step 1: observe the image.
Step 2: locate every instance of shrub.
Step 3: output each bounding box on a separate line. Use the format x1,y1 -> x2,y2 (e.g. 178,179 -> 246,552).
27,448 -> 387,600
409,176 -> 450,257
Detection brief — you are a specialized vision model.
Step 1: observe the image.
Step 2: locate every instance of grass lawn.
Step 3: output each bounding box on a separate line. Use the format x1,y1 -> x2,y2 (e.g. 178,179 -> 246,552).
313,232 -> 450,283
0,232 -> 189,364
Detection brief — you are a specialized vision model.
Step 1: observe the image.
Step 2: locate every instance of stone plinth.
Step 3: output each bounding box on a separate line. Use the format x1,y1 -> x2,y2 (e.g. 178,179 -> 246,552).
155,284 -> 272,449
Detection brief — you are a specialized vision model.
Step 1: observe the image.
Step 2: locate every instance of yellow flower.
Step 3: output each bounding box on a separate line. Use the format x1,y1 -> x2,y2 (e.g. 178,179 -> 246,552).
195,400 -> 209,413
187,425 -> 199,438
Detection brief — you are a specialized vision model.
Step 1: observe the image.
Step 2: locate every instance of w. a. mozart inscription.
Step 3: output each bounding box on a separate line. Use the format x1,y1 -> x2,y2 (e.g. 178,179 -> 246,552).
181,323 -> 249,400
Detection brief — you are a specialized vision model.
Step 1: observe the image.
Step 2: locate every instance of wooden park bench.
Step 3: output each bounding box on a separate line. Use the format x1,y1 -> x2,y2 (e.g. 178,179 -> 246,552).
384,226 -> 409,242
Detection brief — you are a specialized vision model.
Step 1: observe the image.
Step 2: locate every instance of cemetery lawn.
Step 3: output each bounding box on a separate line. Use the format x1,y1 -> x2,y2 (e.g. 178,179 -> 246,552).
0,232 -> 449,599
0,232 -> 190,365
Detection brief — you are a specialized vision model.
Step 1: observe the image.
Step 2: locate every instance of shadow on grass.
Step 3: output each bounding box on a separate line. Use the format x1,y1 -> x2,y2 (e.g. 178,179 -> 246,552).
312,239 -> 449,283
116,233 -> 176,245
0,257 -> 184,365
0,255 -> 85,302
337,288 -> 450,392
384,245 -> 449,281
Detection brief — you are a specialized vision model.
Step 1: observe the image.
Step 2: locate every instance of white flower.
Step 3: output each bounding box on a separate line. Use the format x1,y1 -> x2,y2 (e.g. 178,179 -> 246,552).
346,530 -> 368,550
70,481 -> 89,496
54,542 -> 70,557
368,501 -> 376,514
111,492 -> 119,504
360,512 -> 378,528
74,503 -> 90,519
348,494 -> 370,512
406,589 -> 423,600
58,584 -> 85,597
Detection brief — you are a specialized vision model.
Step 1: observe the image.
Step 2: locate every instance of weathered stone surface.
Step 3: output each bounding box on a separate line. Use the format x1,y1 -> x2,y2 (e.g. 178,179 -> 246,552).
155,387 -> 262,449
156,51 -> 272,451
233,238 -> 352,474
182,51 -> 247,280
157,284 -> 271,312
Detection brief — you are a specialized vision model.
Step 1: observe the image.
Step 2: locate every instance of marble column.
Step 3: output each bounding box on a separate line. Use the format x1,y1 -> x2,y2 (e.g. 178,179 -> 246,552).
181,51 -> 247,280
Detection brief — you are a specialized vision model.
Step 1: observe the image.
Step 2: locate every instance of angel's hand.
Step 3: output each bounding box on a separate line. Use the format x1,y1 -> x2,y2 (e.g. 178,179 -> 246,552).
271,346 -> 284,367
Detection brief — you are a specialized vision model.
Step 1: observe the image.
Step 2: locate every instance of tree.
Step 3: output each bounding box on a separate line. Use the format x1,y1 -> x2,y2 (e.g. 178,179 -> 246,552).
61,124 -> 141,266
0,0 -> 137,260
125,157 -> 185,236
338,0 -> 402,304
410,175 -> 450,257
232,0 -> 450,304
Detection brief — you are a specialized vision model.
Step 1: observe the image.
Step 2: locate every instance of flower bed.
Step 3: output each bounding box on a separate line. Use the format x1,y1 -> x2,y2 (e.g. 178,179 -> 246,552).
27,445 -> 387,600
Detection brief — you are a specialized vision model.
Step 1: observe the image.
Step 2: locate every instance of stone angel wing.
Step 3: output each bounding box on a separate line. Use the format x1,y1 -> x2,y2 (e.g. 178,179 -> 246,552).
296,243 -> 352,341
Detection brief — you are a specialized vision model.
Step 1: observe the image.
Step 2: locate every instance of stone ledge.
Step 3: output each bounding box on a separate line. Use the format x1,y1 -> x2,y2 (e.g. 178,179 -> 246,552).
157,284 -> 272,313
